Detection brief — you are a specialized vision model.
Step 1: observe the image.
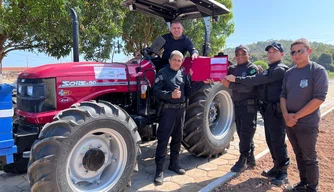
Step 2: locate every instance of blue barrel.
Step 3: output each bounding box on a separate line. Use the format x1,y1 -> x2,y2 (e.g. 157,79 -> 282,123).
0,84 -> 17,164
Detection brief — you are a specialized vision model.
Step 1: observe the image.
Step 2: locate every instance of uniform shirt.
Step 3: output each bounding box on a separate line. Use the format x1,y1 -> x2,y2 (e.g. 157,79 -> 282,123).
235,60 -> 289,103
280,62 -> 328,127
161,33 -> 198,64
153,67 -> 191,104
228,61 -> 258,102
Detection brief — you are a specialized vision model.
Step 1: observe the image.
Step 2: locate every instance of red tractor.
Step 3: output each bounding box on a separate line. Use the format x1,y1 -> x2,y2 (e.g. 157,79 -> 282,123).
9,0 -> 235,191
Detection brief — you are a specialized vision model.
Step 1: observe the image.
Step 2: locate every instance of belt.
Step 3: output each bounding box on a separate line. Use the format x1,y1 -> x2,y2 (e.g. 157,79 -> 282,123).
234,99 -> 256,106
164,103 -> 186,109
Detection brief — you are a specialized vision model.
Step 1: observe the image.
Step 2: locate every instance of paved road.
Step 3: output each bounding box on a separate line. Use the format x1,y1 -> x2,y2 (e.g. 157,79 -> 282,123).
1,80 -> 333,192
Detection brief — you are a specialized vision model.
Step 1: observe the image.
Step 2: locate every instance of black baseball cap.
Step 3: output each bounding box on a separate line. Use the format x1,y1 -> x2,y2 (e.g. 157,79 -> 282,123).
235,45 -> 250,53
265,42 -> 284,52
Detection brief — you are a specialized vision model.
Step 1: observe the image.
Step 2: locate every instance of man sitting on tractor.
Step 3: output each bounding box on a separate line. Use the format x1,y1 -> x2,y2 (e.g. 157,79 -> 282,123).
156,20 -> 199,71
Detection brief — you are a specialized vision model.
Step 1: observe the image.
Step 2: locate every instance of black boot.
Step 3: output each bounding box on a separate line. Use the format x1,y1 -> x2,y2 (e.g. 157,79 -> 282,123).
168,162 -> 186,175
247,148 -> 256,167
285,180 -> 307,192
271,165 -> 288,186
154,165 -> 164,185
261,162 -> 278,178
231,155 -> 247,172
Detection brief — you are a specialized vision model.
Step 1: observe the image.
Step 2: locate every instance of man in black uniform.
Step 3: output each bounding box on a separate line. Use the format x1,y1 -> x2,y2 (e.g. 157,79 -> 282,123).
156,20 -> 198,71
221,45 -> 258,172
225,42 -> 290,185
153,50 -> 192,185
281,38 -> 328,192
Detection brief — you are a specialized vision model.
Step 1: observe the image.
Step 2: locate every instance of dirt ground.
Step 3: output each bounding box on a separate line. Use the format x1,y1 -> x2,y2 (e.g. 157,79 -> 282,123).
216,111 -> 334,192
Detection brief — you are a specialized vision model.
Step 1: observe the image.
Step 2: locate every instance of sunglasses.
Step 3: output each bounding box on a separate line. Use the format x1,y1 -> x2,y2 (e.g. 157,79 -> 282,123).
290,49 -> 306,56
235,52 -> 247,57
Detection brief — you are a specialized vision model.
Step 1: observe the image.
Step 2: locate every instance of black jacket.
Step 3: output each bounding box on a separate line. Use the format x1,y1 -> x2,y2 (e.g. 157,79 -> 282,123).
153,67 -> 191,104
235,60 -> 289,103
228,61 -> 259,102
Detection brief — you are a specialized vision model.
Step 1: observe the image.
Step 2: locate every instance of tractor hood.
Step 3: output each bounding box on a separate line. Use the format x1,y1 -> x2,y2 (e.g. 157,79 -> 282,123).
122,0 -> 230,21
18,61 -> 140,79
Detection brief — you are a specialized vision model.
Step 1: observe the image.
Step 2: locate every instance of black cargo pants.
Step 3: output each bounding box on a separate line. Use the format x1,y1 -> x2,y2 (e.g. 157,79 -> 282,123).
234,99 -> 257,157
286,124 -> 319,192
155,107 -> 185,167
262,104 -> 289,166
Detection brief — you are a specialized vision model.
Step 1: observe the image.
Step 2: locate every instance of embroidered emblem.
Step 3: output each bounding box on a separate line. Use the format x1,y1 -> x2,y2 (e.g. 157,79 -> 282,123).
249,68 -> 257,75
155,75 -> 163,83
262,70 -> 268,75
300,79 -> 308,88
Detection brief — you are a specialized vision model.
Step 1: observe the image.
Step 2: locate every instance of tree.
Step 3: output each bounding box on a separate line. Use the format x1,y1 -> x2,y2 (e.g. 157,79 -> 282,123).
121,0 -> 234,57
0,0 -> 125,70
121,12 -> 167,56
254,60 -> 269,70
318,53 -> 332,69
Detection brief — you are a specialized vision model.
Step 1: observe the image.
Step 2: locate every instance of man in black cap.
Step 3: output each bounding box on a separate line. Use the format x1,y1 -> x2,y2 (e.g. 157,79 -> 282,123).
225,42 -> 290,185
221,45 -> 259,172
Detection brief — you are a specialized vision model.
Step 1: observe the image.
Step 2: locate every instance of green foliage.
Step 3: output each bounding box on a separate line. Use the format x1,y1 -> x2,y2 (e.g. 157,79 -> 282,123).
0,0 -> 125,63
327,70 -> 334,78
223,40 -> 334,71
318,53 -> 332,68
183,0 -> 234,56
254,60 -> 269,70
121,0 -> 234,57
121,12 -> 167,56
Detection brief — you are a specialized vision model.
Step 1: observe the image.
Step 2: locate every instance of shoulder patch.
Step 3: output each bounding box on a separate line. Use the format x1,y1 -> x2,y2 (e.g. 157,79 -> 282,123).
249,68 -> 257,75
155,75 -> 164,83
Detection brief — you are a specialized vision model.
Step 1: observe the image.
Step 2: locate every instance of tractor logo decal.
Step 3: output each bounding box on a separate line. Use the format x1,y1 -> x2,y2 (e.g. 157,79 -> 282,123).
59,97 -> 72,103
59,80 -> 97,88
58,89 -> 72,96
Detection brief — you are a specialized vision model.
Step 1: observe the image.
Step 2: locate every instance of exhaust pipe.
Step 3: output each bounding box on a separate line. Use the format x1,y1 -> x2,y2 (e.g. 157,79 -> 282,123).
70,8 -> 79,62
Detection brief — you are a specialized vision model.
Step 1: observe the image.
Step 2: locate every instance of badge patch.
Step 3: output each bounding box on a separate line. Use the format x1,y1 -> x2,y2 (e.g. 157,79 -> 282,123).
300,79 -> 308,88
155,75 -> 163,83
249,68 -> 257,75
262,70 -> 268,75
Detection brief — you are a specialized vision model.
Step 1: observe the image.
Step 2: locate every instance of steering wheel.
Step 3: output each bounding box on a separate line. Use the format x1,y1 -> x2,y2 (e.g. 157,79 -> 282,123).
141,47 -> 161,60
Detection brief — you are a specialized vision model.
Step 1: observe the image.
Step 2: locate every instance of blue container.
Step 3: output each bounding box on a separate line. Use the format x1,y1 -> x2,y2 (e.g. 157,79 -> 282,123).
0,83 -> 16,164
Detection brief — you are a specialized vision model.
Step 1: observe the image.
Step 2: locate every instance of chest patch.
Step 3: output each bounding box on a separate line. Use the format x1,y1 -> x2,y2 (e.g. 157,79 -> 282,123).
300,79 -> 308,88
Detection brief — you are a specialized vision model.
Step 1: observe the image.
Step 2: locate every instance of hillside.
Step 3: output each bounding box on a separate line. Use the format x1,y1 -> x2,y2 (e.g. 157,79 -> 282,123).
222,40 -> 334,70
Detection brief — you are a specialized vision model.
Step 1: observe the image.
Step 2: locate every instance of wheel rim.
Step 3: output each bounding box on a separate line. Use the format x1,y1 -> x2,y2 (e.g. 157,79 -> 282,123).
66,128 -> 127,192
208,89 -> 234,140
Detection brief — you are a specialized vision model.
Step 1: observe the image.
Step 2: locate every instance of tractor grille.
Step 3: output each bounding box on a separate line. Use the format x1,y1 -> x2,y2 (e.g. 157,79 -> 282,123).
17,78 -> 56,113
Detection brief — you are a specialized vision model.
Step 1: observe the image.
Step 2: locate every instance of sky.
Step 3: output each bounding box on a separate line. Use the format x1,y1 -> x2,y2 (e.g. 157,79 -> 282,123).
3,0 -> 334,68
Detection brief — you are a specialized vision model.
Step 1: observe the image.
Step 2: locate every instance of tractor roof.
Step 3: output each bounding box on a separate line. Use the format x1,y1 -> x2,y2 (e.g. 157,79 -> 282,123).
122,0 -> 230,22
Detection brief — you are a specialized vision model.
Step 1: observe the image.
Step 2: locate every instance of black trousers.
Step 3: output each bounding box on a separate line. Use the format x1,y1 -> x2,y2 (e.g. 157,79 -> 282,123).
155,108 -> 185,166
262,107 -> 289,166
286,124 -> 319,192
234,103 -> 257,156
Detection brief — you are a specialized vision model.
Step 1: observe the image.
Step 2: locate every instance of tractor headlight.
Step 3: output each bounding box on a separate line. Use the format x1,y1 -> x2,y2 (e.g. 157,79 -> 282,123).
18,85 -> 22,94
27,86 -> 33,96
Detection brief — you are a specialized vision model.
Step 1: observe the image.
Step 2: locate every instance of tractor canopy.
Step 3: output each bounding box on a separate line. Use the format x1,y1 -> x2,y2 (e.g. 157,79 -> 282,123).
122,0 -> 230,22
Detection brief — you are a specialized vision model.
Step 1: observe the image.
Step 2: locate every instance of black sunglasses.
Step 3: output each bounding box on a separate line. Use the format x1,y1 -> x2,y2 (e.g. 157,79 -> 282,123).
290,49 -> 306,56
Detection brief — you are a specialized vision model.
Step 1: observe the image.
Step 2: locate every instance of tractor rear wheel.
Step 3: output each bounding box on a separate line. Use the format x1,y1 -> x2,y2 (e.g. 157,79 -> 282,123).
183,83 -> 235,157
27,101 -> 141,192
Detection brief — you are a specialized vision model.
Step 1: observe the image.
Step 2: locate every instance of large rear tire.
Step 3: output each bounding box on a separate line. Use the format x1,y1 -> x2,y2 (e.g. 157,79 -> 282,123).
27,101 -> 141,192
182,83 -> 235,157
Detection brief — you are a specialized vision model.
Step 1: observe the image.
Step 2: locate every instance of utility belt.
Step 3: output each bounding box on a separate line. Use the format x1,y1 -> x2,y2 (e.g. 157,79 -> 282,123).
164,102 -> 186,109
234,99 -> 256,106
258,100 -> 281,114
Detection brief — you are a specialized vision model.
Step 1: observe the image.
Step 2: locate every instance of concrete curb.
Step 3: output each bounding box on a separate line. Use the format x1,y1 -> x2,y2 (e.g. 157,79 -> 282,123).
199,106 -> 334,192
